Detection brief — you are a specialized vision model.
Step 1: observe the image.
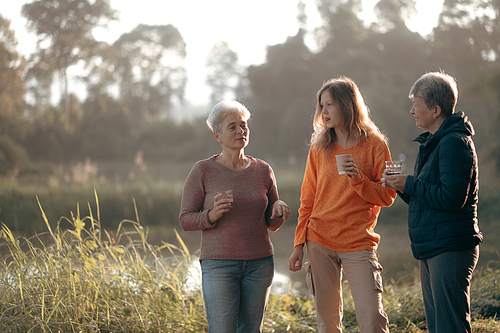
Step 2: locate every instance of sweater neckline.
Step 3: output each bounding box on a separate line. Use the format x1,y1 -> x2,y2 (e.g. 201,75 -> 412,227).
210,154 -> 254,172
333,137 -> 366,153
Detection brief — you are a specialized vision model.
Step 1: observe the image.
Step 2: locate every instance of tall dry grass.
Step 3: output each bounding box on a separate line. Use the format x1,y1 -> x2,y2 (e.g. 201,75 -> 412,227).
0,192 -> 498,332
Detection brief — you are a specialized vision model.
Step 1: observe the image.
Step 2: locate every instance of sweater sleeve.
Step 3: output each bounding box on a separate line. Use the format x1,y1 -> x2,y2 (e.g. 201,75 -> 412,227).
265,164 -> 285,232
348,145 -> 396,207
404,134 -> 474,211
294,148 -> 317,246
179,162 -> 217,231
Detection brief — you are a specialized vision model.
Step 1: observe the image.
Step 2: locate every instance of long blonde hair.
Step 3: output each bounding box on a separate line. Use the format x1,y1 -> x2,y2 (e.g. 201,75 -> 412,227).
311,76 -> 387,150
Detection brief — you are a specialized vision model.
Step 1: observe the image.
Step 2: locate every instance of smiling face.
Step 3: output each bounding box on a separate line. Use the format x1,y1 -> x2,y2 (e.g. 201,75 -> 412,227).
214,113 -> 249,150
410,96 -> 441,133
320,90 -> 343,130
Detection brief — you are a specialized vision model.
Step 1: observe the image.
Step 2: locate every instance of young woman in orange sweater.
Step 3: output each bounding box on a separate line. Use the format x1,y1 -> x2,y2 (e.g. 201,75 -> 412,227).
288,77 -> 396,333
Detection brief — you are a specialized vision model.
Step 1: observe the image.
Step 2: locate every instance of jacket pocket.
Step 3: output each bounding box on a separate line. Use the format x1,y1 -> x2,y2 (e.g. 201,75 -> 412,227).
304,262 -> 315,296
369,258 -> 384,292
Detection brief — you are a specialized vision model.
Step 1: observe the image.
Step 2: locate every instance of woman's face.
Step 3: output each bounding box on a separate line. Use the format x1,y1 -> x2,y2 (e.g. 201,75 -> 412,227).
320,90 -> 342,129
410,96 -> 438,133
215,113 -> 249,150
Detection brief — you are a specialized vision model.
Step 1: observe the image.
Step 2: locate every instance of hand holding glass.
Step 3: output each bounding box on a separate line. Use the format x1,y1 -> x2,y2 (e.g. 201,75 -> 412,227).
385,160 -> 402,175
217,190 -> 233,208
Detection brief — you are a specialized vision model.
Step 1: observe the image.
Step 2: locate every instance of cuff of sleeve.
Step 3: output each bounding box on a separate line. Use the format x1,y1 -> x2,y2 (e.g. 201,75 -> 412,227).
205,210 -> 217,228
294,234 -> 306,247
404,175 -> 413,195
348,170 -> 364,184
268,218 -> 284,231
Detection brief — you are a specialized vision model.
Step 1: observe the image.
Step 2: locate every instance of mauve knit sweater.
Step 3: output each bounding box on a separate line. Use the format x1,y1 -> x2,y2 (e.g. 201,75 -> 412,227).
179,154 -> 284,261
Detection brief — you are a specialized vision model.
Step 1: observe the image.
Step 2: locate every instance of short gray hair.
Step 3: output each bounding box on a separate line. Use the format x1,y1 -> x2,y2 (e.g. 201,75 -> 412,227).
206,100 -> 251,133
409,71 -> 458,118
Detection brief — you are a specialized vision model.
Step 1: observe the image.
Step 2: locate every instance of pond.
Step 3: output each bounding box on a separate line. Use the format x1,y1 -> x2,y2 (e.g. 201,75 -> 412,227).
173,220 -> 497,296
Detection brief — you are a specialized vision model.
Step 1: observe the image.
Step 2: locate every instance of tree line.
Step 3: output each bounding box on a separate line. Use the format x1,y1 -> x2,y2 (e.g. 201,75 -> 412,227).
0,0 -> 499,187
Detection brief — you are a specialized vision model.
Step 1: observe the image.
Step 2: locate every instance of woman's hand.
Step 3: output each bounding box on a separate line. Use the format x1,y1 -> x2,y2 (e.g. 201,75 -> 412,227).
288,244 -> 304,271
208,193 -> 232,223
343,158 -> 358,178
381,170 -> 408,193
271,200 -> 292,221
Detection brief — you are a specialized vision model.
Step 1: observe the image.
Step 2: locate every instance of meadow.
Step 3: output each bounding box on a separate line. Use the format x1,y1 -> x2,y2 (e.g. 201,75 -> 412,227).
0,161 -> 498,332
0,196 -> 498,332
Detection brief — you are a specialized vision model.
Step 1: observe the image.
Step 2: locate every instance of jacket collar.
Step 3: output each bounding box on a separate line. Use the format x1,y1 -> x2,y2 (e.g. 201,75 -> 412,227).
412,111 -> 474,147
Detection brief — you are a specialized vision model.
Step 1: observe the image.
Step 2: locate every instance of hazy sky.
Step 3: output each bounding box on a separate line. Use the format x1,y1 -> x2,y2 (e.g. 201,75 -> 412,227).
2,0 -> 444,107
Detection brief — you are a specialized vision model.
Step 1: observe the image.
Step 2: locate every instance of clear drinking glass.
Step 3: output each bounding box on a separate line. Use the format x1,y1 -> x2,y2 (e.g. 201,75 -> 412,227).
385,160 -> 403,175
217,190 -> 233,207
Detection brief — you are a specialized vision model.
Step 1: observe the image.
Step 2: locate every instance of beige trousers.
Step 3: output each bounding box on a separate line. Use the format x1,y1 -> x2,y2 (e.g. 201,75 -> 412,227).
305,240 -> 389,333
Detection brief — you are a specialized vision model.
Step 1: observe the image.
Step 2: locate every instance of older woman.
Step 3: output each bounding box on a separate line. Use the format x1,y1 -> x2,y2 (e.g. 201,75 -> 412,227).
179,100 -> 291,333
383,72 -> 483,333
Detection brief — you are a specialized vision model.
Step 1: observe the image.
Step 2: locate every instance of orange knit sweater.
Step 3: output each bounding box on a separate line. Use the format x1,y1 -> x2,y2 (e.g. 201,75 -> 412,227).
294,135 -> 397,252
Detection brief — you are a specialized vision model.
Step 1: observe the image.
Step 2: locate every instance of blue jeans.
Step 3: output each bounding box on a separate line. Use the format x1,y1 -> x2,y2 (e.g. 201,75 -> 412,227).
201,256 -> 274,333
419,246 -> 479,333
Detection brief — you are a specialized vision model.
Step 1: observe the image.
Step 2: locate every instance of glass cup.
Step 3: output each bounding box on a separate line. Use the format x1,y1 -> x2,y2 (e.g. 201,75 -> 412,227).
217,190 -> 233,207
385,160 -> 402,175
335,154 -> 351,175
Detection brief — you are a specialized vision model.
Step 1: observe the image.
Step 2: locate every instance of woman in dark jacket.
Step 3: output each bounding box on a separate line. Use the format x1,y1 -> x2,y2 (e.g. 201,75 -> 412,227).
383,71 -> 482,333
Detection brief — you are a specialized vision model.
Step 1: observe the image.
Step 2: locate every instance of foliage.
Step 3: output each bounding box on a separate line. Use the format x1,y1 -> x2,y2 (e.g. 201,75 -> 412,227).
21,0 -> 118,120
1,0 -> 499,187
246,30 -> 315,163
0,175 -> 184,233
22,104 -> 70,162
471,261 -> 500,318
0,195 -> 206,332
137,117 -> 219,162
0,16 -> 29,176
76,94 -> 137,160
0,198 -> 498,332
373,0 -> 417,32
86,24 -> 187,121
0,135 -> 30,177
113,23 -> 187,120
476,188 -> 500,225
244,0 -> 500,185
205,41 -> 242,106
0,16 -> 27,140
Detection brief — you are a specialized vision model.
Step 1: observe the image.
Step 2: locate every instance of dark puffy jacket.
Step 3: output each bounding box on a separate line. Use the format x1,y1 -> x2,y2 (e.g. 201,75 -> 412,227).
399,111 -> 483,260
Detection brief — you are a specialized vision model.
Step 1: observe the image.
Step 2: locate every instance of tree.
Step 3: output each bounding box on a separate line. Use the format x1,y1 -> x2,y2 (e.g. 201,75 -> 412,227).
22,104 -> 69,162
431,0 -> 500,80
21,0 -> 118,123
313,0 -> 364,50
311,0 -> 369,79
486,71 -> 500,176
75,93 -> 136,160
86,24 -> 187,122
205,41 -> 241,106
297,0 -> 308,31
0,15 -> 30,175
0,15 -> 27,140
428,0 -> 500,177
373,0 -> 417,32
246,30 -> 315,161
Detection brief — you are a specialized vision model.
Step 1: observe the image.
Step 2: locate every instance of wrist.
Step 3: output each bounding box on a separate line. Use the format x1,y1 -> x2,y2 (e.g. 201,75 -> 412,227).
208,210 -> 216,224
